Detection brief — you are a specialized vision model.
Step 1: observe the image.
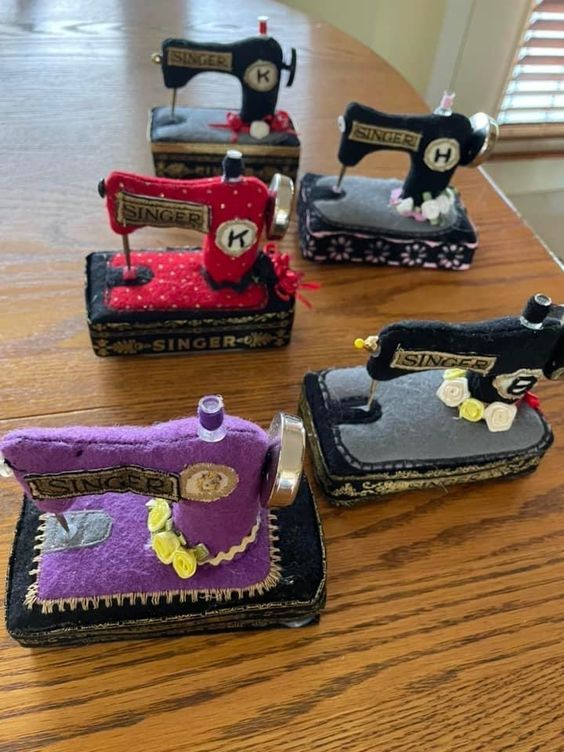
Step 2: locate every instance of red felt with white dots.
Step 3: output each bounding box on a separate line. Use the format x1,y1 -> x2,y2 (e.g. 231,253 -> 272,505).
107,251 -> 268,312
103,171 -> 270,284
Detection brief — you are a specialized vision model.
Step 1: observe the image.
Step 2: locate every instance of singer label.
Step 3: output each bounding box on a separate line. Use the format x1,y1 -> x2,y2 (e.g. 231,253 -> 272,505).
166,47 -> 233,72
26,466 -> 179,502
390,347 -> 497,375
116,191 -> 210,232
348,121 -> 422,151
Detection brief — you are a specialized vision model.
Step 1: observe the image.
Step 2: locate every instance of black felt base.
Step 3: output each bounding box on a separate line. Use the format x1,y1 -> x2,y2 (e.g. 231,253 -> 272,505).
149,107 -> 300,184
85,251 -> 295,357
5,479 -> 326,647
300,370 -> 554,506
298,173 -> 478,270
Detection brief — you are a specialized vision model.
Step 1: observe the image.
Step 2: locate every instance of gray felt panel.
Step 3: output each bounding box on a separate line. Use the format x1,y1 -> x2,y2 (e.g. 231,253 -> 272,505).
43,511 -> 113,553
313,176 -> 460,235
322,368 -> 546,467
151,107 -> 299,146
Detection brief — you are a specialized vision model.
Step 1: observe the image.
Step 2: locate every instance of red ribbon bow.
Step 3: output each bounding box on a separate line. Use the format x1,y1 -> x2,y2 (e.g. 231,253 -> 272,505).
264,243 -> 320,308
210,111 -> 296,142
521,392 -> 542,412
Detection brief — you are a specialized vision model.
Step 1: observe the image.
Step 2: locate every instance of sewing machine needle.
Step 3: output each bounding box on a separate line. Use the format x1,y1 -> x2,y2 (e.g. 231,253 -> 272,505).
171,88 -> 177,118
56,513 -> 70,534
367,379 -> 378,410
122,234 -> 132,270
333,164 -> 347,193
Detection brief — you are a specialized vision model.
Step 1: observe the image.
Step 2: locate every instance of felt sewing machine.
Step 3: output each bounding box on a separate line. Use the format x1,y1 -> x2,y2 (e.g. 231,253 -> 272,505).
298,96 -> 498,270
300,294 -> 564,505
2,396 -> 326,646
149,16 -> 300,183
86,150 -> 300,357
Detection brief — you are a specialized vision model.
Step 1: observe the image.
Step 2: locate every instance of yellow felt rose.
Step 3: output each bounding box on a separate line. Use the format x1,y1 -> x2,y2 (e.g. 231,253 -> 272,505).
152,531 -> 181,564
459,398 -> 485,423
147,498 -> 171,533
444,368 -> 467,380
172,548 -> 198,579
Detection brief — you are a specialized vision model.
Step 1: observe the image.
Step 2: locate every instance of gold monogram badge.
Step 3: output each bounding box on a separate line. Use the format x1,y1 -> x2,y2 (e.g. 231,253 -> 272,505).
179,463 -> 239,502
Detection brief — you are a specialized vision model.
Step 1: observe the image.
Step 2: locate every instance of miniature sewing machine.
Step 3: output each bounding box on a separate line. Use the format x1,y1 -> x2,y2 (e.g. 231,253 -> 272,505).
298,96 -> 498,270
149,16 -> 300,183
300,295 -> 564,505
2,396 -> 326,646
86,150 -> 300,357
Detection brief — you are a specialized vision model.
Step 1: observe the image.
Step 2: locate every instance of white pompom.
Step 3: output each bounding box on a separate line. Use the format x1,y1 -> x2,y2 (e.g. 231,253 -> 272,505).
249,120 -> 270,140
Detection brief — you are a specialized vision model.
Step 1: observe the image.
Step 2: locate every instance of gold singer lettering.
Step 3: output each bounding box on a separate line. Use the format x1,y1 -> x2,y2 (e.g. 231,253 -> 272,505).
26,466 -> 179,502
390,347 -> 497,375
349,121 -> 422,152
166,47 -> 233,72
116,191 -> 210,232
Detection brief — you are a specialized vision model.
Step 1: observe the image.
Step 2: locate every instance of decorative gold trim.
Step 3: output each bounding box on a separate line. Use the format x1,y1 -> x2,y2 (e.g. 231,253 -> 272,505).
89,310 -> 292,332
25,512 -> 280,614
91,329 -> 291,357
151,141 -> 300,157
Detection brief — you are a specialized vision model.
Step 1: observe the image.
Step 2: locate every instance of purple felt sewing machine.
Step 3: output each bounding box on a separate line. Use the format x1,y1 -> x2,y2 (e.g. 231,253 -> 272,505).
1,396 -> 326,646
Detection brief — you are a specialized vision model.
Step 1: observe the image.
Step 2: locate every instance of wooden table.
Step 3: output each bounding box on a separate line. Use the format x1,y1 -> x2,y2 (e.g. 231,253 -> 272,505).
1,1 -> 563,750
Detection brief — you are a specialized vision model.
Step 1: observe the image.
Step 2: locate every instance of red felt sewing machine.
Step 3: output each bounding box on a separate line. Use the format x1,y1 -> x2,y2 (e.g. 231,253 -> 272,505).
86,150 -> 304,357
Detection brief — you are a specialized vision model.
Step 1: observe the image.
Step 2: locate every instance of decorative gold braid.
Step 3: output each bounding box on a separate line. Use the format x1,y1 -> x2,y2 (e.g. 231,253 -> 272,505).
206,515 -> 261,566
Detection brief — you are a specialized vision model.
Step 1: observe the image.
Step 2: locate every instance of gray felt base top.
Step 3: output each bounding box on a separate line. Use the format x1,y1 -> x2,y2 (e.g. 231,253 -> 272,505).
312,176 -> 462,235
150,106 -> 300,147
322,367 -> 547,469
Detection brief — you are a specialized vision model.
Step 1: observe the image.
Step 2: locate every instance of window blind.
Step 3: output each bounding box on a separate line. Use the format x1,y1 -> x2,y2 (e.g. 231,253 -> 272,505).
499,0 -> 564,132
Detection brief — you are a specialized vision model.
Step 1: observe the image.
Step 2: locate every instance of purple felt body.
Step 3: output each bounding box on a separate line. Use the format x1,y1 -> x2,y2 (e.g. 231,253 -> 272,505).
1,416 -> 268,556
35,494 -> 272,603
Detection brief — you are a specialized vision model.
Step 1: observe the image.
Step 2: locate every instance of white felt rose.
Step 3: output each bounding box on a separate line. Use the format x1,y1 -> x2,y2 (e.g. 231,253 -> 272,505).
422,199 -> 440,221
436,193 -> 452,215
396,197 -> 414,215
483,401 -> 517,432
436,376 -> 470,407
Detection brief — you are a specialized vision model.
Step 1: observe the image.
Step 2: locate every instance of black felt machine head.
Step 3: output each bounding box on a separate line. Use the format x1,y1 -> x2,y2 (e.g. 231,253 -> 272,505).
333,95 -> 499,204
354,294 -> 564,411
152,16 -> 297,123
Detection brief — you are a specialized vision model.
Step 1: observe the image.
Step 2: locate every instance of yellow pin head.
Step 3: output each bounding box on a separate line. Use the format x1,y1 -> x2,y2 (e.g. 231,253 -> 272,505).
354,335 -> 380,354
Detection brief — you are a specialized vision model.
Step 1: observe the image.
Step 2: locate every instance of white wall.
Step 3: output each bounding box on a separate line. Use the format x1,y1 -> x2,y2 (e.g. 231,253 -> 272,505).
282,0 -> 447,97
282,0 -> 529,116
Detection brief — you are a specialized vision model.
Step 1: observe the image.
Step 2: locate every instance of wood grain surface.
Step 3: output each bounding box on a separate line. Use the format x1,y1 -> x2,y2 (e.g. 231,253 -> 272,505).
0,1 -> 563,750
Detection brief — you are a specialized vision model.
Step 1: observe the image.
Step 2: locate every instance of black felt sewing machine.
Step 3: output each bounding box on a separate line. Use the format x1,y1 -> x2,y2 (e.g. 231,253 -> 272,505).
300,295 -> 564,505
298,95 -> 498,270
149,16 -> 300,183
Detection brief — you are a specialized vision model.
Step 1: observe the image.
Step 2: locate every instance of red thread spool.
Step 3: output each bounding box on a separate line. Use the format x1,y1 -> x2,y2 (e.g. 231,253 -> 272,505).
258,15 -> 268,35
